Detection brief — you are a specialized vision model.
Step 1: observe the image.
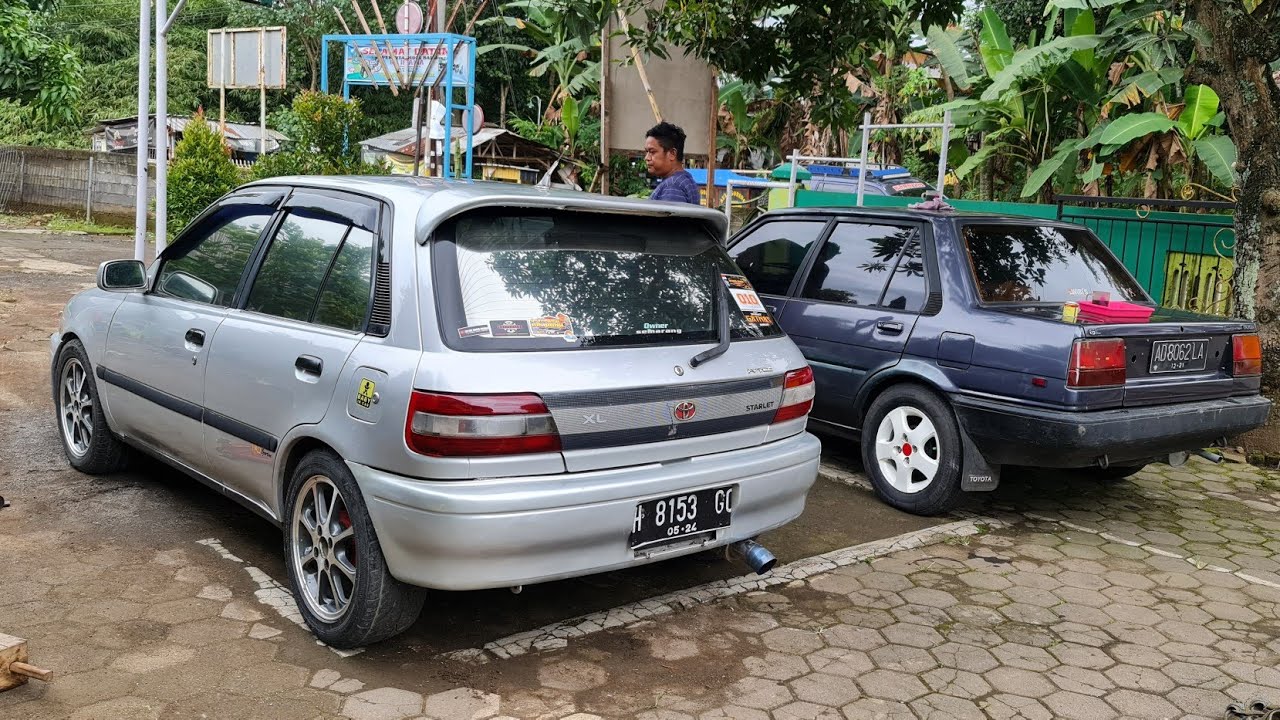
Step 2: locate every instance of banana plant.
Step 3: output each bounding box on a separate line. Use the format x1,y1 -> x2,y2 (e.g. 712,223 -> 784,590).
479,0 -> 601,121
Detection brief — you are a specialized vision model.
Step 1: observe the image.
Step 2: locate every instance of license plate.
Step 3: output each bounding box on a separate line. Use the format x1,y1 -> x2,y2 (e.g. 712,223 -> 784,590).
629,486 -> 734,550
1150,338 -> 1209,374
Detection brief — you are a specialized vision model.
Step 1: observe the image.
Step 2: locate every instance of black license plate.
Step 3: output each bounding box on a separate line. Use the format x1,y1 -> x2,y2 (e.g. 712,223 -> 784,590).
1150,339 -> 1209,374
629,486 -> 734,549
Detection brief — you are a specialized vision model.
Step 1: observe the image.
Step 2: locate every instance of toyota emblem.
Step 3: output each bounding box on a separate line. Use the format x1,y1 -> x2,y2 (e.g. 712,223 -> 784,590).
673,401 -> 697,422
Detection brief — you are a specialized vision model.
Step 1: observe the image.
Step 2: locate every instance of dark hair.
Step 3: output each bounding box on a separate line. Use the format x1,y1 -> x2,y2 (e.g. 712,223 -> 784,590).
645,121 -> 686,162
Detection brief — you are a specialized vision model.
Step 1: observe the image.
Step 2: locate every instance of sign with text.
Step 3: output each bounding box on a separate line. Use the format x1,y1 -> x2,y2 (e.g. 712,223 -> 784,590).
343,40 -> 472,88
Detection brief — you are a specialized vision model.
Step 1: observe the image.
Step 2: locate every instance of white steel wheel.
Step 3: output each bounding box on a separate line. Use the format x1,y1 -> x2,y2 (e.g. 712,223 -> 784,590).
874,406 -> 941,494
290,474 -> 358,624
59,357 -> 93,458
861,385 -> 964,516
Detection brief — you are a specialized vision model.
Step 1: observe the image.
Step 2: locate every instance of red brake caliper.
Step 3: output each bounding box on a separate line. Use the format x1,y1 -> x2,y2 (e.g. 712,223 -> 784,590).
337,508 -> 355,563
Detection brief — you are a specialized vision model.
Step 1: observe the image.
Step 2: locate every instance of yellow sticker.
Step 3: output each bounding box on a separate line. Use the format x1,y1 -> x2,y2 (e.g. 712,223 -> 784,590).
356,378 -> 376,409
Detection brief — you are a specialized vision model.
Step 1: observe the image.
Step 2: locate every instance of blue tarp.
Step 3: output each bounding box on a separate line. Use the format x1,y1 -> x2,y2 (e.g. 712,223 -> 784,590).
686,168 -> 770,187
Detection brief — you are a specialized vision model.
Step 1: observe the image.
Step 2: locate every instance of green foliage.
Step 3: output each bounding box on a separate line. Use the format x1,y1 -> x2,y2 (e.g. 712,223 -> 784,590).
1178,84 -> 1219,141
168,113 -> 244,234
624,0 -> 965,132
0,0 -> 82,124
252,91 -> 383,179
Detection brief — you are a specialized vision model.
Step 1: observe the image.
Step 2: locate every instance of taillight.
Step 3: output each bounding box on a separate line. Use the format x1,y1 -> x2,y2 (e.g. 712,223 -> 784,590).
405,391 -> 561,457
1233,334 -> 1263,376
1067,338 -> 1126,388
773,366 -> 815,423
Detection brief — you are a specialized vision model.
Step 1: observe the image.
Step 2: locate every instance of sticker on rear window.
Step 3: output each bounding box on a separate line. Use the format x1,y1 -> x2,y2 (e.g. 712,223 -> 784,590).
722,274 -> 753,290
489,319 -> 532,337
728,287 -> 766,313
530,312 -> 576,337
743,313 -> 773,326
638,322 -> 683,335
457,324 -> 490,338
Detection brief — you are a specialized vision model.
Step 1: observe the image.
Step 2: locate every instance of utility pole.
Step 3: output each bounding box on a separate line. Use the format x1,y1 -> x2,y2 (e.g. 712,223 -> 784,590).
134,0 -> 152,261
155,0 -> 169,254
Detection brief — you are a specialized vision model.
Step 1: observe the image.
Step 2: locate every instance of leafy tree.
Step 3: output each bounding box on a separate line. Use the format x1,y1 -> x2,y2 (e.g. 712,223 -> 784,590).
1184,0 -> 1280,439
168,111 -> 244,234
621,0 -> 965,133
253,90 -> 383,178
0,0 -> 81,124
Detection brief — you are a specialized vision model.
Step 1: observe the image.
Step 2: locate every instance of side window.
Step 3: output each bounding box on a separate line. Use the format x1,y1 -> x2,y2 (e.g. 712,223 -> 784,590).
881,238 -> 928,311
314,227 -> 375,331
246,210 -> 352,323
728,220 -> 825,296
801,222 -> 918,307
155,208 -> 272,307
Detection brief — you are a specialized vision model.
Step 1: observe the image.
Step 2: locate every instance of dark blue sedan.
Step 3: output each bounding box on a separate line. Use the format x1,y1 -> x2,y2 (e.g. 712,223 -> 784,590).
727,207 -> 1272,515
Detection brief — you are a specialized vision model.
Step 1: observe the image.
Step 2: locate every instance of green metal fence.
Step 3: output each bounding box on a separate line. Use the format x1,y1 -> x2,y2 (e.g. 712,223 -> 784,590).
784,189 -> 1236,315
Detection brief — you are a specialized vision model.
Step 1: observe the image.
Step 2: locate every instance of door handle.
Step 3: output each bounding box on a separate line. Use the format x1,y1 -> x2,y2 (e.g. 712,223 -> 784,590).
295,355 -> 323,376
184,328 -> 205,346
876,321 -> 904,335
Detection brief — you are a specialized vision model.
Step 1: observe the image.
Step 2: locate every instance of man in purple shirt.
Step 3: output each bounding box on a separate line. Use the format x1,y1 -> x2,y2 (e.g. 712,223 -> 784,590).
644,122 -> 701,205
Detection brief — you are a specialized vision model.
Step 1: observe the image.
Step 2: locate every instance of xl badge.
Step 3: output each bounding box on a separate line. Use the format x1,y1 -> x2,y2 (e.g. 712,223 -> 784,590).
673,401 -> 697,422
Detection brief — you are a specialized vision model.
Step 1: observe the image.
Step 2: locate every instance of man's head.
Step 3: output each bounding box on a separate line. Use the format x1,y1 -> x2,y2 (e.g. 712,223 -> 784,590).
644,121 -> 686,178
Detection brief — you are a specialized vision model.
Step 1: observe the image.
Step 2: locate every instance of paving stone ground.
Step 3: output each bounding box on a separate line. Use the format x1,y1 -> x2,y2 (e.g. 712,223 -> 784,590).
5,454 -> 1280,719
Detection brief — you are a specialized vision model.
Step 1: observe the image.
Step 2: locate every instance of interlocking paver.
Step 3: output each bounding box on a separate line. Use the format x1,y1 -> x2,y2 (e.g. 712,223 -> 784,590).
985,667 -> 1055,698
788,673 -> 859,707
1043,690 -> 1121,720
856,669 -> 928,702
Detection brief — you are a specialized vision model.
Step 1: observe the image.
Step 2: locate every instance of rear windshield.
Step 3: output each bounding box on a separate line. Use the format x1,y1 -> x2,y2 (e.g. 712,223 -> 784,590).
432,210 -> 784,350
962,223 -> 1147,304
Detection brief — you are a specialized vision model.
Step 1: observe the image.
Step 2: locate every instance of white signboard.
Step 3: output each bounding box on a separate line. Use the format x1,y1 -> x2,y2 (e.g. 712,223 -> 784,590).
208,27 -> 288,89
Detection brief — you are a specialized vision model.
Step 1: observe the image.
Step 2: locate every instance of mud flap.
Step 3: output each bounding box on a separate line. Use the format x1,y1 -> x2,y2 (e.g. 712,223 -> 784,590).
959,425 -> 1000,492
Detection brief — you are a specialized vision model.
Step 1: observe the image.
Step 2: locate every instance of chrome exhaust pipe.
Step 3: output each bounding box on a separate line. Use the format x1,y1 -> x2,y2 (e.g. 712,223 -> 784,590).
729,539 -> 777,575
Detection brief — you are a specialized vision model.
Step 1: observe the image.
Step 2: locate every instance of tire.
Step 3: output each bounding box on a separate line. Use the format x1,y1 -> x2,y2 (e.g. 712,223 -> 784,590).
1082,464 -> 1146,482
283,450 -> 425,648
53,340 -> 129,474
861,384 -> 963,516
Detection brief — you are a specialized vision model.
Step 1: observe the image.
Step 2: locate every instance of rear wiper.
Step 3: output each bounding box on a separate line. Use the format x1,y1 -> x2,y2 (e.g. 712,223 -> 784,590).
690,275 -> 732,368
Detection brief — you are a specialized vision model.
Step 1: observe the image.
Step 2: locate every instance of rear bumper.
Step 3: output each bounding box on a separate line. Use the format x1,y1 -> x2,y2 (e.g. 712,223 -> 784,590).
347,432 -> 822,591
954,394 -> 1272,468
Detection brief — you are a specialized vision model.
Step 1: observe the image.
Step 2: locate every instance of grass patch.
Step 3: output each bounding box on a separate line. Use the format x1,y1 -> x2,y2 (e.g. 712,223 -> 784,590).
47,215 -> 133,236
0,212 -> 133,236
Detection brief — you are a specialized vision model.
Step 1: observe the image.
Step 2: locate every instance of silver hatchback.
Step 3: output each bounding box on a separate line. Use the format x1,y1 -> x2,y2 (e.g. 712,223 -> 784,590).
51,177 -> 822,647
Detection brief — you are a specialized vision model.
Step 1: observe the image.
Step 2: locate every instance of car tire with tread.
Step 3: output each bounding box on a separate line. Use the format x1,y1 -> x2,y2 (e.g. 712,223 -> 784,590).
54,339 -> 130,474
283,450 -> 425,648
861,384 -> 963,516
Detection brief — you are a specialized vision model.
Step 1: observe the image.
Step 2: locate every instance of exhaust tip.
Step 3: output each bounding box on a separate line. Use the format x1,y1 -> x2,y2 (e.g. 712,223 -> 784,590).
731,539 -> 778,576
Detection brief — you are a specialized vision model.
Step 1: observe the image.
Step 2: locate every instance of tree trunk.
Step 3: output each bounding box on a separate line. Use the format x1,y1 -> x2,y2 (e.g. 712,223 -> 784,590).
1189,0 -> 1280,452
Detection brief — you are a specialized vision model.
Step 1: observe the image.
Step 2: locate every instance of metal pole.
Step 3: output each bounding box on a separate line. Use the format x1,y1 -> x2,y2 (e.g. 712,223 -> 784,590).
936,109 -> 952,199
725,180 -> 735,229
219,31 -> 227,133
787,150 -> 798,208
86,155 -> 95,223
856,112 -> 871,207
259,28 -> 266,156
412,91 -> 423,176
155,0 -> 168,253
134,0 -> 151,261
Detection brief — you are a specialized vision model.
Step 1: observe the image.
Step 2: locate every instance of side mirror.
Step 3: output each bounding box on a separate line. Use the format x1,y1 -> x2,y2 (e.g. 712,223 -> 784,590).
97,260 -> 147,292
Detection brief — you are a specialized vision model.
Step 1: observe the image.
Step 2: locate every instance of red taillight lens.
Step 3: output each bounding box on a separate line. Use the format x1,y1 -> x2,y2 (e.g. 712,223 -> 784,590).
773,366 -> 815,423
1067,338 -> 1127,388
405,391 -> 561,457
1233,334 -> 1263,376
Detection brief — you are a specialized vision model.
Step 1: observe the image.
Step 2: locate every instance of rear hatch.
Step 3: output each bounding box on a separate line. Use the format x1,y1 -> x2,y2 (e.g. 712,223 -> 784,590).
421,208 -> 811,473
1080,309 -> 1251,406
962,221 -> 1256,408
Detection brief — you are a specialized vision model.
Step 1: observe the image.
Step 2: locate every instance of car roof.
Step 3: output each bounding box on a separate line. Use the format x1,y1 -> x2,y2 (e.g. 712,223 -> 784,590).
241,176 -> 730,239
756,206 -> 1080,226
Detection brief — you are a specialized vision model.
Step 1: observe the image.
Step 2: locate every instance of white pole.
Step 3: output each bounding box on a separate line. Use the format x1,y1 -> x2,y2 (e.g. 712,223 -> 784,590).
936,109 -> 952,199
856,112 -> 871,207
259,28 -> 266,156
155,0 -> 168,253
134,0 -> 151,261
787,150 -> 799,208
